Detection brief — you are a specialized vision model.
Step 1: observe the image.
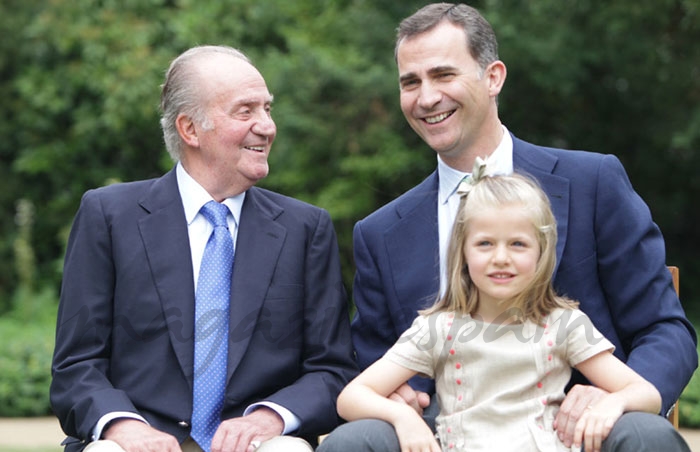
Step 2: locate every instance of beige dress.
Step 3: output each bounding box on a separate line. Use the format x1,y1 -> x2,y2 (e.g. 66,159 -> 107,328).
385,308 -> 614,451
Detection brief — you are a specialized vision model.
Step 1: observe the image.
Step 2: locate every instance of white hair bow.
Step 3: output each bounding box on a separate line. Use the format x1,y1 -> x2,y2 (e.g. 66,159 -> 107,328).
456,156 -> 491,196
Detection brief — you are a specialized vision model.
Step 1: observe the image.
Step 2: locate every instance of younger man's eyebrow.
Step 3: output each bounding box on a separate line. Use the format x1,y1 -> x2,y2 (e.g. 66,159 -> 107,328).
399,72 -> 417,84
399,65 -> 459,84
427,65 -> 458,75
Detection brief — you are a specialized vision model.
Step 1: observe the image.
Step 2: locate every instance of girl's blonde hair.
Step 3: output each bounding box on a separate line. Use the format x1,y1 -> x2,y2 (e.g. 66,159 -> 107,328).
423,172 -> 577,323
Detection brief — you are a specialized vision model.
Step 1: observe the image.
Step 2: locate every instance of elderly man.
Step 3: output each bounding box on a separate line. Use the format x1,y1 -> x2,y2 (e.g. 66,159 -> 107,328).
51,45 -> 357,452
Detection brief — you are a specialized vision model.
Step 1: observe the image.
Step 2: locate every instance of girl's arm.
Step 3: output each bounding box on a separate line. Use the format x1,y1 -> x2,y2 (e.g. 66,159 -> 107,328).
572,350 -> 662,452
337,357 -> 441,452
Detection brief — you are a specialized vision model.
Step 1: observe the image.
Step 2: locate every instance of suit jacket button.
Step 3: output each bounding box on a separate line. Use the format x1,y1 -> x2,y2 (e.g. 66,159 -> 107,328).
178,421 -> 190,428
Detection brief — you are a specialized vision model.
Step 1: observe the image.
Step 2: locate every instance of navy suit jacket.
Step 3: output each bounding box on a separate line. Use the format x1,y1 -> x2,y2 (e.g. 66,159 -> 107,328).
351,134 -> 697,416
51,168 -> 357,450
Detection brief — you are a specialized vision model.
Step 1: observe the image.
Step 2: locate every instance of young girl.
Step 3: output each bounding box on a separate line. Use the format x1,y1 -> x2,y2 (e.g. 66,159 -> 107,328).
337,165 -> 661,452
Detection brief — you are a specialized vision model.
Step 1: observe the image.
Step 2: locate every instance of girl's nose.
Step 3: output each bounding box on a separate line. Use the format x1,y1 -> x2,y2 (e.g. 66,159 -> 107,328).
492,245 -> 510,263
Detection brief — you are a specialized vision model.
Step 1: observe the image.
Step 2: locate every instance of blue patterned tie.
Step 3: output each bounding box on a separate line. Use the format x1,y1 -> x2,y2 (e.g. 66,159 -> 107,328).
191,201 -> 234,452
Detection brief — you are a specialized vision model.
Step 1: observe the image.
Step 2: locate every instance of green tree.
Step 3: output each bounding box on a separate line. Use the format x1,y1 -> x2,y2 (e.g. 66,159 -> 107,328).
2,0 -> 173,310
1,0 -> 698,318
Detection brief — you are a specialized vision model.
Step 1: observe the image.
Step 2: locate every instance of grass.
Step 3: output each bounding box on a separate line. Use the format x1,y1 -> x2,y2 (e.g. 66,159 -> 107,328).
3,449 -> 61,452
678,319 -> 700,428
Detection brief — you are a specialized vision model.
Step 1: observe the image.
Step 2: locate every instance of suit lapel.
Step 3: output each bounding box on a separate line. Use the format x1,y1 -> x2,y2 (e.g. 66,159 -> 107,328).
386,174 -> 441,320
226,187 -> 286,382
137,169 -> 196,384
512,137 -> 570,275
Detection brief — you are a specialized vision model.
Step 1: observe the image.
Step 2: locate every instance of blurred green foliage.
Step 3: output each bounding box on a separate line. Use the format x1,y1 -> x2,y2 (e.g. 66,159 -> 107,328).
0,290 -> 56,417
0,0 -> 699,424
680,349 -> 700,428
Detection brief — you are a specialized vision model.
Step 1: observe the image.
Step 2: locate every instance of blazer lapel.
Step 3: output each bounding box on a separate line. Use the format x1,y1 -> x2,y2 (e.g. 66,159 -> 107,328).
137,169 -> 196,384
386,174 -> 441,320
226,187 -> 286,382
512,136 -> 570,275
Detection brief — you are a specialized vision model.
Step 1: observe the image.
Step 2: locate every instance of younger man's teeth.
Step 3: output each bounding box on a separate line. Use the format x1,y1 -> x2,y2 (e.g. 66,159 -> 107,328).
425,111 -> 451,124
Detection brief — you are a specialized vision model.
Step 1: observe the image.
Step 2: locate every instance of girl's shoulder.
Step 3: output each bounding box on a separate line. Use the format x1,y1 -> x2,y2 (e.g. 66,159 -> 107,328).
404,310 -> 462,335
545,307 -> 589,323
417,309 -> 461,322
545,308 -> 610,344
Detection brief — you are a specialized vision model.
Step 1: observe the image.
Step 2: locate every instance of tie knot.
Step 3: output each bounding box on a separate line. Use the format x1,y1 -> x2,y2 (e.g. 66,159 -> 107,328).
200,201 -> 229,228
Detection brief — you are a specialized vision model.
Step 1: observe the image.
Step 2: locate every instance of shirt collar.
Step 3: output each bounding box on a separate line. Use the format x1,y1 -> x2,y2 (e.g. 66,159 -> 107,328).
438,125 -> 514,205
176,162 -> 245,227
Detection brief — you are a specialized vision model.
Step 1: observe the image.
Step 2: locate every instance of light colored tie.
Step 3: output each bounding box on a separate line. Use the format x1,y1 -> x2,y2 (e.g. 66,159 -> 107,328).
191,201 -> 234,452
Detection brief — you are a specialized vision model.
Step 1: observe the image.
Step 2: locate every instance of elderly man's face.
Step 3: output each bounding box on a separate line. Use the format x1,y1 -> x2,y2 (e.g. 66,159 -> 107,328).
183,54 -> 276,199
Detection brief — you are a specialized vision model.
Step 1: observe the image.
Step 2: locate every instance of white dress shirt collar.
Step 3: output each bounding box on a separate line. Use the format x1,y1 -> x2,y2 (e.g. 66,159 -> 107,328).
437,125 -> 514,205
176,162 -> 245,228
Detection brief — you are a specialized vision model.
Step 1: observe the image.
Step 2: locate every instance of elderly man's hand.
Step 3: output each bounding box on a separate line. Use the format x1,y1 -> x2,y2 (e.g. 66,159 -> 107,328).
211,407 -> 284,452
103,418 -> 181,452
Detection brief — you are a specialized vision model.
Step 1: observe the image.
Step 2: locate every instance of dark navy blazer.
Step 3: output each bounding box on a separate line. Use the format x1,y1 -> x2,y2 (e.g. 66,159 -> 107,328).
51,168 -> 357,450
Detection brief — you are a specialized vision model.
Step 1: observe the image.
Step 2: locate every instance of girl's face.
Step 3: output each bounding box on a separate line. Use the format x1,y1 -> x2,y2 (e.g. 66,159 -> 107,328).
464,204 -> 541,317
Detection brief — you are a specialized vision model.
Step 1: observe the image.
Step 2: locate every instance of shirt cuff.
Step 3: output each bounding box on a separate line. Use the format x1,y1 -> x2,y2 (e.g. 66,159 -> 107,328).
244,402 -> 300,434
91,412 -> 148,442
